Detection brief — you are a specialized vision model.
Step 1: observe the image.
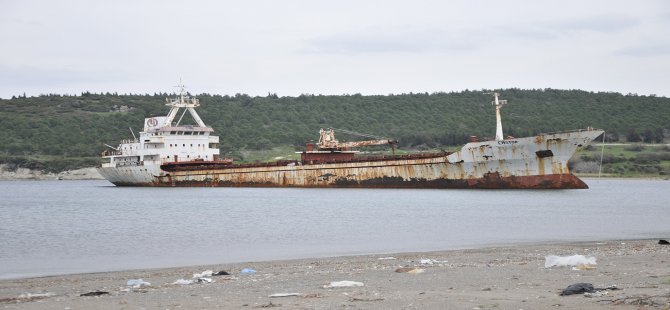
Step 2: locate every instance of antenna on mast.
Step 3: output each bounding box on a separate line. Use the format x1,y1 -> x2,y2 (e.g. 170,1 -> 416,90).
484,92 -> 507,141
173,78 -> 187,100
164,79 -> 207,128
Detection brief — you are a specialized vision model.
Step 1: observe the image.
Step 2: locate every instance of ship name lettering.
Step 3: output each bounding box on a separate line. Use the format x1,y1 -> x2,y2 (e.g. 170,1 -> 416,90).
497,140 -> 518,145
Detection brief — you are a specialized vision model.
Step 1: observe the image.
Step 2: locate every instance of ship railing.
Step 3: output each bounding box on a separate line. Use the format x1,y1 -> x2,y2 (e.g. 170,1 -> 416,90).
303,152 -> 450,165
102,150 -> 122,156
115,161 -> 142,167
538,127 -> 602,136
145,137 -> 164,143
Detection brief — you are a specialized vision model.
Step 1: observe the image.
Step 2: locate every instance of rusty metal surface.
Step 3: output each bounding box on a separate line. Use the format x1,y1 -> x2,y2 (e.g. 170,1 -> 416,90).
316,128 -> 397,151
102,129 -> 604,189
99,89 -> 603,190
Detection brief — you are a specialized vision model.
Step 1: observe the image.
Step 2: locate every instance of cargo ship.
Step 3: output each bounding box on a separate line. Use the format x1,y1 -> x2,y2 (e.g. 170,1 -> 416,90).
98,88 -> 603,189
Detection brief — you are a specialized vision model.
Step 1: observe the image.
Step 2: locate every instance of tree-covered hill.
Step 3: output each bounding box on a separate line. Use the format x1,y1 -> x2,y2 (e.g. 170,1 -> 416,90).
0,88 -> 668,171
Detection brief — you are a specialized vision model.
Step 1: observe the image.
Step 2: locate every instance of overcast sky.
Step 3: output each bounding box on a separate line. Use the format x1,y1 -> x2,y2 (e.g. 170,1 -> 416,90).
1,0 -> 669,99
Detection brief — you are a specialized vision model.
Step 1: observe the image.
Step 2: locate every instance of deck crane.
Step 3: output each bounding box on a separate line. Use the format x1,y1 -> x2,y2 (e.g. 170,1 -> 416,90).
316,128 -> 398,152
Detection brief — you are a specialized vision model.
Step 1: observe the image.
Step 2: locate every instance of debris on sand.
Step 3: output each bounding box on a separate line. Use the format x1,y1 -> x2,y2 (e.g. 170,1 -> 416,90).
560,283 -> 619,296
269,293 -> 301,298
0,292 -> 55,303
126,279 -> 151,288
323,281 -> 364,288
192,270 -> 214,278
395,267 -> 426,274
80,291 -> 109,297
545,255 -> 596,268
560,283 -> 595,295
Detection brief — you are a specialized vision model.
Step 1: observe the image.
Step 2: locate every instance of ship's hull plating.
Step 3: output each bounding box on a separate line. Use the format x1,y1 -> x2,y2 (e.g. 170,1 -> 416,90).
98,129 -> 603,189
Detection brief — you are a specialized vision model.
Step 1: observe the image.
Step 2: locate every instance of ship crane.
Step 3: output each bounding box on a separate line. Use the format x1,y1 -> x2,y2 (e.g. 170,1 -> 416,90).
316,128 -> 398,151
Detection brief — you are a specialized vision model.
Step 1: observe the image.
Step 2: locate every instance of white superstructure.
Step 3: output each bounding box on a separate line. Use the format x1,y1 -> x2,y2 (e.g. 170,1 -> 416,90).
98,86 -> 220,185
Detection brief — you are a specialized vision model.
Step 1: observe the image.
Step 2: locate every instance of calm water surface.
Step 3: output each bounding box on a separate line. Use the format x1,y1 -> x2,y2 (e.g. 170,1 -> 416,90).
0,179 -> 668,279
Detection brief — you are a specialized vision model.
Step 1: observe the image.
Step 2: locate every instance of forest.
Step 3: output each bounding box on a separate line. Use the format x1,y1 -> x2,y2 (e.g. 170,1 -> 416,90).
0,88 -> 668,173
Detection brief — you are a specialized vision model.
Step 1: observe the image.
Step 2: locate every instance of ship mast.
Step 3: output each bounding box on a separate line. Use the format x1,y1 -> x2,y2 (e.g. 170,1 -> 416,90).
163,83 -> 207,127
491,92 -> 507,141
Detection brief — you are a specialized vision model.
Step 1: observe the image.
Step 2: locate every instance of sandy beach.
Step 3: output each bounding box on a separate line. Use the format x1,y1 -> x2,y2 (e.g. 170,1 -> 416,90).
1,239 -> 669,309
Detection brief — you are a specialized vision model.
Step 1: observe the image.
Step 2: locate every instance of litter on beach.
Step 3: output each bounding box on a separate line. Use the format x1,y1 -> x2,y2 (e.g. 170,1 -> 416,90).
192,270 -> 213,278
269,293 -> 301,298
572,264 -> 597,270
419,258 -> 447,265
545,255 -> 597,268
241,268 -> 256,274
377,257 -> 397,260
584,291 -> 608,298
323,281 -> 364,288
560,283 -> 595,295
212,270 -> 230,276
395,267 -> 426,274
18,292 -> 55,299
126,279 -> 151,288
560,283 -> 619,296
80,291 -> 109,297
173,279 -> 194,285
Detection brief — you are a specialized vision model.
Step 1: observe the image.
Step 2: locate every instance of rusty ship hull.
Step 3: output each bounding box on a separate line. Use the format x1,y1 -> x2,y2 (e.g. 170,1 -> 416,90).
98,129 -> 603,189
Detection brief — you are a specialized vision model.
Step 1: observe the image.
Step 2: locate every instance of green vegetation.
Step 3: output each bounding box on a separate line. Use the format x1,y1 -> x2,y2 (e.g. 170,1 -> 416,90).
1,88 -> 669,176
572,144 -> 670,178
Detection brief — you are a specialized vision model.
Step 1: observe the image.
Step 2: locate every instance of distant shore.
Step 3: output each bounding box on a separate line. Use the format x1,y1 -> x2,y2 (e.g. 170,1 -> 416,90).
1,239 -> 669,309
0,165 -> 103,181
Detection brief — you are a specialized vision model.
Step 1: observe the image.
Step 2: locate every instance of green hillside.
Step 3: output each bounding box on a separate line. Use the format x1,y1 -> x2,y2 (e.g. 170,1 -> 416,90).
1,88 -> 669,174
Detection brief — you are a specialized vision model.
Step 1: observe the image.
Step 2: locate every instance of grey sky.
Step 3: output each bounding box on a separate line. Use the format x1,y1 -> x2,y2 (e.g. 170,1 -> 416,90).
1,0 -> 669,98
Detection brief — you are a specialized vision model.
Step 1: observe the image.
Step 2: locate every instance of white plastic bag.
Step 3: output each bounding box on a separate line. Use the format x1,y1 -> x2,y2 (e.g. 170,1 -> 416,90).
323,280 -> 364,288
545,255 -> 596,267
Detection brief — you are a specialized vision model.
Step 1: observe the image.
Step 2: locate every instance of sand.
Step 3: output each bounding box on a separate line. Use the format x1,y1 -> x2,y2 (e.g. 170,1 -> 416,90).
1,239 -> 669,309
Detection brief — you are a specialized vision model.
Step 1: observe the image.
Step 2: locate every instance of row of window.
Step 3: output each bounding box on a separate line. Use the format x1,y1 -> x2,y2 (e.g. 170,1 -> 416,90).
117,155 -> 210,161
166,155 -> 209,159
168,143 -> 203,147
148,132 -> 208,136
124,144 -> 213,150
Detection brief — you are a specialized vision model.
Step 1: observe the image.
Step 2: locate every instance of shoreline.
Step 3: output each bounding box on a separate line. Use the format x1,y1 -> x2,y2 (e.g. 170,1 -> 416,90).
0,166 -> 103,181
0,238 -> 623,282
2,239 -> 669,309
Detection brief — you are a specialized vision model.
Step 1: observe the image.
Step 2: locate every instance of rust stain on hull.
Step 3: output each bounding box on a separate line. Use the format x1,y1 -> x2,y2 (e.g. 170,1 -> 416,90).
116,172 -> 587,189
103,129 -> 604,190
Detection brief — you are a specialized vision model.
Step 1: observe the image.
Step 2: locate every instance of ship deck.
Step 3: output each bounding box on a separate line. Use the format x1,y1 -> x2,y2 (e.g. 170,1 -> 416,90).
160,152 -> 451,172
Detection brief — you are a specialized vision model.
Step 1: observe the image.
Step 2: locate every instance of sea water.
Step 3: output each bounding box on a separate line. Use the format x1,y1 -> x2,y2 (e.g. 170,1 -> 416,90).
0,179 -> 668,279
